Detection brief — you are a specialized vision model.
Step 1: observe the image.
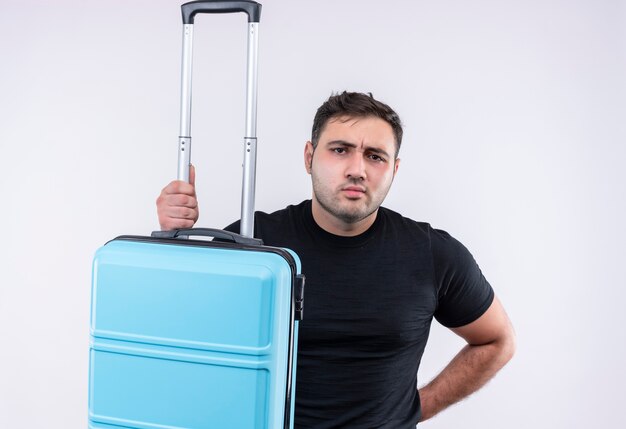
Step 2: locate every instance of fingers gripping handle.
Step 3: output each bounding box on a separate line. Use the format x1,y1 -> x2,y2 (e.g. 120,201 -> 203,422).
182,0 -> 262,24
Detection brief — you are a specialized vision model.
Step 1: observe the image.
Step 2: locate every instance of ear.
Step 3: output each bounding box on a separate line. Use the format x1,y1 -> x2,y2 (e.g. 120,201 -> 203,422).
304,141 -> 314,174
393,158 -> 401,177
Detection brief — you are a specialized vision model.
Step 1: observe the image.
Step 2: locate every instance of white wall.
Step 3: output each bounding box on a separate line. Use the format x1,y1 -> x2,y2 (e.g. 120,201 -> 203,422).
1,0 -> 624,427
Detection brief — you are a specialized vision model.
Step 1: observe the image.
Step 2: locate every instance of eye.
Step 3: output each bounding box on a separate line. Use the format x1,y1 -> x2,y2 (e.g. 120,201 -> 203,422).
368,153 -> 386,163
332,147 -> 347,154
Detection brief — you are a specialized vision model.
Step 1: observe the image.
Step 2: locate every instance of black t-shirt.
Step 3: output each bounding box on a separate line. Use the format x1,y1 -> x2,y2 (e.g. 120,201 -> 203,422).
225,200 -> 494,428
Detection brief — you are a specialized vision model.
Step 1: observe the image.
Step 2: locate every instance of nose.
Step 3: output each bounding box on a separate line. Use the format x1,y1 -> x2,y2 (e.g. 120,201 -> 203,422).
345,152 -> 366,181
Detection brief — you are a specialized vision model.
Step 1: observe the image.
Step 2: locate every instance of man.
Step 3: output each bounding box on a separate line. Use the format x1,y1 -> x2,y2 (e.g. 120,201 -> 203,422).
157,92 -> 515,428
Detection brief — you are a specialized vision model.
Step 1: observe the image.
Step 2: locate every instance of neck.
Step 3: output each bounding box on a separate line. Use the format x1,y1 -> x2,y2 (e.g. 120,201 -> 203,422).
310,198 -> 378,237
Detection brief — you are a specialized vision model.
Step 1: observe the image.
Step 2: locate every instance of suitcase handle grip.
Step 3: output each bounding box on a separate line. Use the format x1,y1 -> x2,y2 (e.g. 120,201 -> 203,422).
182,0 -> 262,24
151,228 -> 263,245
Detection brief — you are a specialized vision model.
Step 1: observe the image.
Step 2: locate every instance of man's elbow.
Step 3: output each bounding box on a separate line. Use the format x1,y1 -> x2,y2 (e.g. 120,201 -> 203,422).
498,325 -> 516,366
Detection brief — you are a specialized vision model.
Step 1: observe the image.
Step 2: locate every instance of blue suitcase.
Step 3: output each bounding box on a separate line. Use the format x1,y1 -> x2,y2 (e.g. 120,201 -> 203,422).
89,229 -> 304,428
89,2 -> 305,427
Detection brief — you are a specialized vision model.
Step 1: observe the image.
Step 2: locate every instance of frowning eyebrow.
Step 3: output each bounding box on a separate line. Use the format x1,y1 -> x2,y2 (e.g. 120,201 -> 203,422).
325,140 -> 392,159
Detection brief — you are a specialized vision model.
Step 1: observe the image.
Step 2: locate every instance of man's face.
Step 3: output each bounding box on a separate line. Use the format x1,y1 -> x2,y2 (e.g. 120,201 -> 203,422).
305,115 -> 400,228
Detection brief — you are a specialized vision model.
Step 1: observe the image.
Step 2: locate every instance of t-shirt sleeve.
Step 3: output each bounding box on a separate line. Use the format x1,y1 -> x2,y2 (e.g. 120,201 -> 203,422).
431,227 -> 495,328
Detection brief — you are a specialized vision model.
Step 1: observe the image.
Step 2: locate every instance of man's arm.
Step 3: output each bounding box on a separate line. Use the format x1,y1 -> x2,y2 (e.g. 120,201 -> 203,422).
418,296 -> 516,422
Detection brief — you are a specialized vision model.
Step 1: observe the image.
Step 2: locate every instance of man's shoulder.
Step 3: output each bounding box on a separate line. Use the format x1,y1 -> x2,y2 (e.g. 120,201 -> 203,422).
378,206 -> 462,250
378,205 -> 432,235
224,200 -> 309,233
255,200 -> 309,224
251,200 -> 311,245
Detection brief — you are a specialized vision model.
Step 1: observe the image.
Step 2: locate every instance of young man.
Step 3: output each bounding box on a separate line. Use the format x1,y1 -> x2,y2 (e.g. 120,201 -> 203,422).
157,92 -> 515,428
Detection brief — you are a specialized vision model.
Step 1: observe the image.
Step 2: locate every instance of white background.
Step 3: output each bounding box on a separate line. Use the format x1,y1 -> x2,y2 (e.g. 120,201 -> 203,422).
1,0 -> 625,427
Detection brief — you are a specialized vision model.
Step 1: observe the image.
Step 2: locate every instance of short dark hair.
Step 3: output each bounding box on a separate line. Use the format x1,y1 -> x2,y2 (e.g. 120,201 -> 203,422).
311,91 -> 403,157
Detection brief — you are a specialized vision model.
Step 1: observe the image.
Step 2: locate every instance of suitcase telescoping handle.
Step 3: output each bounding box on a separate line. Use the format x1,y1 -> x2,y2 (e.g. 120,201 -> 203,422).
181,1 -> 261,23
177,0 -> 262,238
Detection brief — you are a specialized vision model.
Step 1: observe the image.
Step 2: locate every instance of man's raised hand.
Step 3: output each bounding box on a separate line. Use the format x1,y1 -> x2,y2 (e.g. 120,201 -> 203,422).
156,165 -> 199,230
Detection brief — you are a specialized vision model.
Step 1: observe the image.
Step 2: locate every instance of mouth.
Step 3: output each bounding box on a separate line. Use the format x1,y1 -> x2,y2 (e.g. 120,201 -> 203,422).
341,186 -> 366,198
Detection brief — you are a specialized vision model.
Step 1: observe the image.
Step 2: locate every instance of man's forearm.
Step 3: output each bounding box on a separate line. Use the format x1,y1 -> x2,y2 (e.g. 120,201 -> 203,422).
418,337 -> 515,422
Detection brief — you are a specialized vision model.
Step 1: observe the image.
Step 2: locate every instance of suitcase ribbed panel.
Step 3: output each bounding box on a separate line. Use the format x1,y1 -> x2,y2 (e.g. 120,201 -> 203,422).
88,239 -> 299,429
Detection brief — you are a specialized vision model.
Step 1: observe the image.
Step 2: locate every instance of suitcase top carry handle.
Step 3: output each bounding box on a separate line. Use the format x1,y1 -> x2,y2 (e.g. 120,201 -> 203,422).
182,0 -> 262,23
152,227 -> 263,245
